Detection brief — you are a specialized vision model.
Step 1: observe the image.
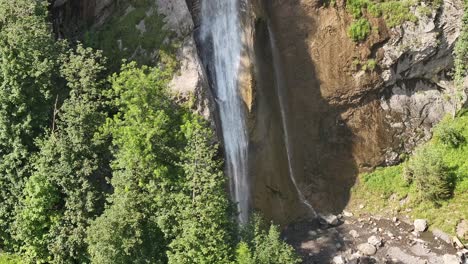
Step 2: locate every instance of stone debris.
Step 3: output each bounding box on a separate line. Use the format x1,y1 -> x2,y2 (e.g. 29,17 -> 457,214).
349,230 -> 359,238
414,219 -> 428,232
343,210 -> 353,217
332,255 -> 345,264
443,254 -> 460,264
367,235 -> 383,247
357,243 -> 377,256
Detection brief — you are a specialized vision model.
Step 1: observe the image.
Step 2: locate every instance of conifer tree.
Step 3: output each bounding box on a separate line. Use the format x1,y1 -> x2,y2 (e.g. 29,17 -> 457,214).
167,120 -> 235,264
0,0 -> 58,248
14,45 -> 110,263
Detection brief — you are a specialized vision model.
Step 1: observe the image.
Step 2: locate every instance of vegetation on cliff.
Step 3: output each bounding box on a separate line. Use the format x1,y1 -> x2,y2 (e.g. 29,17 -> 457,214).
0,1 -> 300,263
344,0 -> 439,42
351,111 -> 468,237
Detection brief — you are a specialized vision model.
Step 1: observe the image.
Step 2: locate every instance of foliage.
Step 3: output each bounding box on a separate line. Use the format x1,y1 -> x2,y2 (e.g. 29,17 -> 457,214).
84,0 -> 173,70
366,59 -> 377,71
348,19 -> 371,42
345,0 -> 422,34
346,0 -> 369,18
362,165 -> 409,198
404,145 -> 454,202
167,120 -> 236,264
351,111 -> 468,235
235,242 -> 254,264
87,62 -> 178,264
454,0 -> 468,88
0,0 -> 59,249
86,194 -> 168,264
374,1 -> 418,28
237,215 -> 301,264
434,117 -> 466,148
0,254 -> 21,264
13,45 -> 110,263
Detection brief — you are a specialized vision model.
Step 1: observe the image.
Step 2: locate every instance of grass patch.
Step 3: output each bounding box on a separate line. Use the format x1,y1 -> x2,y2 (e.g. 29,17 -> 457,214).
0,254 -> 21,264
348,18 -> 371,42
345,0 -> 438,37
350,111 -> 468,237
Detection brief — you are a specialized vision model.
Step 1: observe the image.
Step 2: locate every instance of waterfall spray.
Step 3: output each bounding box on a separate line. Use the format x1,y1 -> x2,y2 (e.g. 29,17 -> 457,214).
200,0 -> 250,224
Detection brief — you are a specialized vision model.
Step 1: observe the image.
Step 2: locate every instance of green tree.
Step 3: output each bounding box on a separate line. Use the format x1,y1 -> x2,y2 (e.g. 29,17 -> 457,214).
87,63 -> 180,264
167,120 -> 235,264
14,45 -> 110,263
404,146 -> 454,202
237,215 -> 301,264
0,0 -> 59,249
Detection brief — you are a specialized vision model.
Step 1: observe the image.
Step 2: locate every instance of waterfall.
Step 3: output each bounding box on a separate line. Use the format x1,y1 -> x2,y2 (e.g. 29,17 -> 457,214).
268,24 -> 317,217
200,0 -> 250,223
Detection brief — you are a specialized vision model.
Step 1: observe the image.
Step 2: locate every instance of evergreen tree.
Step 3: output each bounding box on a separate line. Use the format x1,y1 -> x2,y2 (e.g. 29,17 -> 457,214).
167,120 -> 235,264
236,215 -> 301,264
14,45 -> 110,263
0,0 -> 59,249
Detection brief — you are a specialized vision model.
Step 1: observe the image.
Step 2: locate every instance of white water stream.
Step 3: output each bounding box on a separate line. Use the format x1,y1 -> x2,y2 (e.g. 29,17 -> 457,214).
200,0 -> 250,224
268,25 -> 317,217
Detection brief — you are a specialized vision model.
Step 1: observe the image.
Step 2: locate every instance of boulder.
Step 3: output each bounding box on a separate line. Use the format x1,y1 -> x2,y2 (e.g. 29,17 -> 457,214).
332,255 -> 345,264
443,254 -> 460,264
320,214 -> 340,226
367,235 -> 383,247
414,219 -> 428,232
357,243 -> 377,256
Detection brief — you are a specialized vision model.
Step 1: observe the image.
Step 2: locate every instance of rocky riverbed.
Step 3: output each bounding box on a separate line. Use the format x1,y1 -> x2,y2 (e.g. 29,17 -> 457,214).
284,213 -> 467,264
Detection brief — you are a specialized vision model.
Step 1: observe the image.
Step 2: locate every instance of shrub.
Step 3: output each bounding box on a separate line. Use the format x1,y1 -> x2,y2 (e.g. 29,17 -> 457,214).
348,19 -> 371,42
346,0 -> 369,18
366,59 -> 377,71
404,146 -> 454,202
434,122 -> 466,148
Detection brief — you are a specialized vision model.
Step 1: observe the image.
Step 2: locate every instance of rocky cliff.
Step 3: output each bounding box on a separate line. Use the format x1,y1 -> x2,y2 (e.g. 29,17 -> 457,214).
54,0 -> 466,225
208,0 -> 465,223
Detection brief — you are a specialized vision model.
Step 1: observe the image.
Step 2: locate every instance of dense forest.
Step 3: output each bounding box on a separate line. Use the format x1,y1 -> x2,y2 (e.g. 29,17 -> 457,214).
0,1 -> 300,263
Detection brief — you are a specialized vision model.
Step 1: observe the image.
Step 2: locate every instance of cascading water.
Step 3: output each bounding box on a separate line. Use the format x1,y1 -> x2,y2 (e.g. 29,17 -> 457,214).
200,0 -> 250,223
268,24 -> 317,217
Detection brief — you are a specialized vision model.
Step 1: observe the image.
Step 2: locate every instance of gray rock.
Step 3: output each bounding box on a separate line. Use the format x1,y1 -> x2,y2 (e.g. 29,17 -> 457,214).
332,255 -> 345,264
443,254 -> 460,264
343,210 -> 353,217
367,235 -> 383,247
357,243 -> 377,256
349,230 -> 359,238
320,214 -> 339,225
414,219 -> 428,232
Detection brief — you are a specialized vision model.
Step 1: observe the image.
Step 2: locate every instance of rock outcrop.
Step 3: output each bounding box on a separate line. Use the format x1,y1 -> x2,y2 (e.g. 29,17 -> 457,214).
52,0 -> 213,119
192,0 -> 466,223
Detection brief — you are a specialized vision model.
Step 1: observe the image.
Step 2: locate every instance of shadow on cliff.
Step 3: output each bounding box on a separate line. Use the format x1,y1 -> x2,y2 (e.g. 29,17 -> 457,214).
249,0 -> 359,225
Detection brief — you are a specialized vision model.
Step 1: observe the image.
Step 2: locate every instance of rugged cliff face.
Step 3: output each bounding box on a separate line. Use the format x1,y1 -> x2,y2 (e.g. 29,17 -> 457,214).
54,0 -> 465,225
219,0 -> 465,223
